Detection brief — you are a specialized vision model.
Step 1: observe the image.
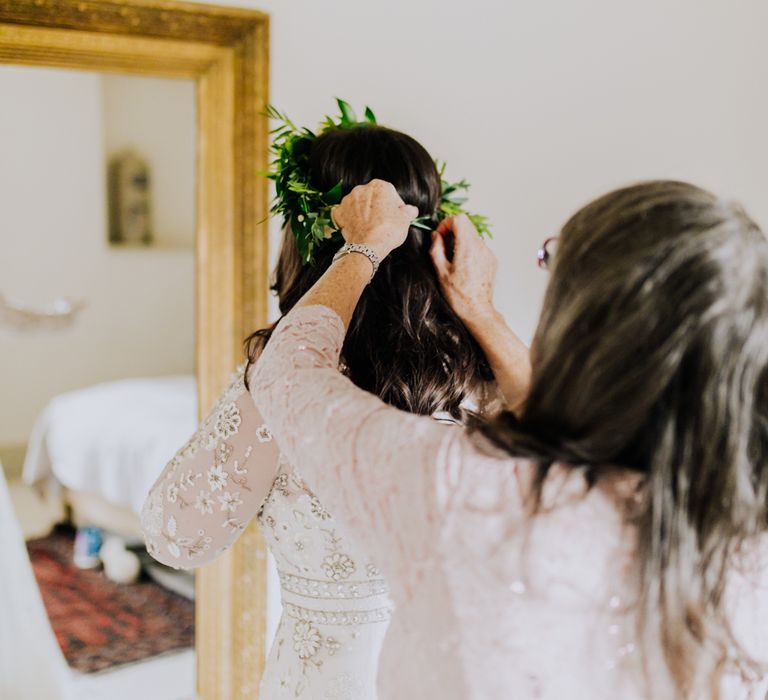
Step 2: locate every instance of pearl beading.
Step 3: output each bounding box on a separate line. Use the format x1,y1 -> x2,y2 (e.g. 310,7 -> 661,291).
280,572 -> 389,600
284,602 -> 393,627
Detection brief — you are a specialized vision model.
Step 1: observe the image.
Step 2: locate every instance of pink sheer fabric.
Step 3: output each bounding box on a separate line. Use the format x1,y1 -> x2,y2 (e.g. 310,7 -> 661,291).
250,304 -> 768,700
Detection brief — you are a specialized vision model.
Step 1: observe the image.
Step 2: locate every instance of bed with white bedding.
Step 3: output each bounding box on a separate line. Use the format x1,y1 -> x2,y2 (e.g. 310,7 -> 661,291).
23,376 -> 197,538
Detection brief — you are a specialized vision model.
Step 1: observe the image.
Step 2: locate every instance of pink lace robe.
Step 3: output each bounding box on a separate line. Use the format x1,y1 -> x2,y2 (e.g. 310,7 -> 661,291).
249,304 -> 768,700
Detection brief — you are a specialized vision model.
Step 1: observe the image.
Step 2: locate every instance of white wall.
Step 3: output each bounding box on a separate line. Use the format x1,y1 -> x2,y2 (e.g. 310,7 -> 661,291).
195,0 -> 768,342
186,0 -> 768,646
0,66 -> 195,446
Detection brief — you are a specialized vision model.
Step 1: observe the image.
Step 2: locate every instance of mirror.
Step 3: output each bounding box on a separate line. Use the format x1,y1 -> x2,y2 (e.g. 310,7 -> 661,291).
1,64 -> 197,698
0,3 -> 270,699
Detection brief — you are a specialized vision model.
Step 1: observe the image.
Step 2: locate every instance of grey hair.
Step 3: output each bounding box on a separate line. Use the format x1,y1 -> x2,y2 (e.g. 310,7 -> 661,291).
481,181 -> 768,697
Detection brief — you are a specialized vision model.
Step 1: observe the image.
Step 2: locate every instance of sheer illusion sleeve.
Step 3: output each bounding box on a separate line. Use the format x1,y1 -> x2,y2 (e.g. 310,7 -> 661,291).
249,305 -> 518,584
141,365 -> 280,569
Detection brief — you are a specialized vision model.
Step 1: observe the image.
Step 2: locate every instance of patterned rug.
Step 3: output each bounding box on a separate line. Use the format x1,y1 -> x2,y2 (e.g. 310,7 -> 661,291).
27,525 -> 194,673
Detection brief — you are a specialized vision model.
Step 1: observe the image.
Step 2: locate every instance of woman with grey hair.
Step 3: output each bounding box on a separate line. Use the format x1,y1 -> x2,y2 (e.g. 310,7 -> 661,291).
251,179 -> 768,699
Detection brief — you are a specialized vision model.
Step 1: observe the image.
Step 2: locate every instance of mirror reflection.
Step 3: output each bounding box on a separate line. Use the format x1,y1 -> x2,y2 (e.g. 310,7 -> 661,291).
0,65 -> 197,700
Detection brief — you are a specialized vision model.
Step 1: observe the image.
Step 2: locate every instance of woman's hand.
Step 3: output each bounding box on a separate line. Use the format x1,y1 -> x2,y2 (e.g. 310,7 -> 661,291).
431,215 -> 531,415
295,180 -> 416,328
430,214 -> 498,323
334,179 -> 418,260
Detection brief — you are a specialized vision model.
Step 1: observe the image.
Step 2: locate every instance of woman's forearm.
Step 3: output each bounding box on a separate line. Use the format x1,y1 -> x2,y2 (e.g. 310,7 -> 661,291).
428,216 -> 531,414
464,309 -> 531,415
297,252 -> 373,329
296,254 -> 533,416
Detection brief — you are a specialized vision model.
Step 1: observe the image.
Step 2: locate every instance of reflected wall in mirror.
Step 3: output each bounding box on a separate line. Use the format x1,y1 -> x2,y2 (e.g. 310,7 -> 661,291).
103,75 -> 196,248
0,3 -> 270,699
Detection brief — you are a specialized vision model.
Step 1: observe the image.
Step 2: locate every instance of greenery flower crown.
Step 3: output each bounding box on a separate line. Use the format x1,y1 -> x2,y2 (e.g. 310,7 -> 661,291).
265,98 -> 491,263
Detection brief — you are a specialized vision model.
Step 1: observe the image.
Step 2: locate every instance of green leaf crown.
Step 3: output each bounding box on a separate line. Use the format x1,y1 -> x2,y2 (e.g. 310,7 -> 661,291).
265,98 -> 491,263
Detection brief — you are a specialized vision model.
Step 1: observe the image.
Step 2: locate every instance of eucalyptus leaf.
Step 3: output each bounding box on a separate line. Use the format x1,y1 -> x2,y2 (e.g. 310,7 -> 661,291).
336,98 -> 357,125
411,218 -> 433,231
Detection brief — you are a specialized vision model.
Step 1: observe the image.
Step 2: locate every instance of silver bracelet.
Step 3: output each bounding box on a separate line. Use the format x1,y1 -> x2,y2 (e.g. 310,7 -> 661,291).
332,243 -> 381,282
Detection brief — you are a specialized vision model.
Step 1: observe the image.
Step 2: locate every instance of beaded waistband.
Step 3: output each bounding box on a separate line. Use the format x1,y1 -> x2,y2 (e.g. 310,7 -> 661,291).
284,601 -> 393,627
279,572 -> 389,601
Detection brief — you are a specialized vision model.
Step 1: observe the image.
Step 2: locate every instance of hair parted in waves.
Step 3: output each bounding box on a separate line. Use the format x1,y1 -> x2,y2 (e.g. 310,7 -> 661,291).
244,124 -> 492,418
479,181 -> 768,698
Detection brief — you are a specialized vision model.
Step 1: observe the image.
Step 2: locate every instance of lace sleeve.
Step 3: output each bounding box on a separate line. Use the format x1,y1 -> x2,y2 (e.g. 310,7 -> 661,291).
249,305 -> 508,583
140,365 -> 280,569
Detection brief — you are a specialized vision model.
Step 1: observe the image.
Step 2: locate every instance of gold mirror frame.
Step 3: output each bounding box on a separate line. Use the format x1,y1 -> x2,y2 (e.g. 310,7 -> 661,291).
0,2 -> 270,697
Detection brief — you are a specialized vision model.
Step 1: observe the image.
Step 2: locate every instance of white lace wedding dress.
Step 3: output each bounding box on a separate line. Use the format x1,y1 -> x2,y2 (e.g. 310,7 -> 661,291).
257,461 -> 392,699
141,365 -> 393,700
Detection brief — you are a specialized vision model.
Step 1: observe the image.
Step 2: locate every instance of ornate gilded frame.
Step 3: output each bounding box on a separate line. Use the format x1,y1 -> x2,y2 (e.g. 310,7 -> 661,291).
0,2 -> 270,697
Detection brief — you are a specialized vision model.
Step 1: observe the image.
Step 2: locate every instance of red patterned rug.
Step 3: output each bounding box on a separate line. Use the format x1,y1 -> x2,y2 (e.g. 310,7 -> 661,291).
27,525 -> 194,673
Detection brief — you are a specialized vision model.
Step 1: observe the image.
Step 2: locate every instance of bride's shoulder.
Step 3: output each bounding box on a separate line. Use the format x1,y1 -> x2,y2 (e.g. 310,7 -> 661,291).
459,380 -> 505,417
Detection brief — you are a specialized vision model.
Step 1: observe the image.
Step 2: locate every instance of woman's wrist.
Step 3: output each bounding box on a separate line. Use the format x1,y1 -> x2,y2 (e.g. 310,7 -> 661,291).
333,243 -> 381,281
458,304 -> 502,334
468,307 -> 531,412
343,227 -> 395,262
297,249 -> 372,328
330,250 -> 375,281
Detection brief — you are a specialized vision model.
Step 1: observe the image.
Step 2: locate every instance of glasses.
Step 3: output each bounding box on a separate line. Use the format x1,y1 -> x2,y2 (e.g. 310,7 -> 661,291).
537,237 -> 558,270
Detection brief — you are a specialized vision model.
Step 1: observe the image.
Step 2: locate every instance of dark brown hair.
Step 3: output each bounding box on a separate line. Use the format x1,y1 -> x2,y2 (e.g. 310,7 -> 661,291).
481,181 -> 768,696
245,125 -> 492,417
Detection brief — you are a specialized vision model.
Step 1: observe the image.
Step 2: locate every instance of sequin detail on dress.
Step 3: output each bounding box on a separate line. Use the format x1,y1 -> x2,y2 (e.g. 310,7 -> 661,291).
258,461 -> 392,698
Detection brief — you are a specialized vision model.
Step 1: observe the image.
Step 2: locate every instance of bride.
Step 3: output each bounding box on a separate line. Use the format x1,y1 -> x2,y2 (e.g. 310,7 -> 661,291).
141,103 -> 528,698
